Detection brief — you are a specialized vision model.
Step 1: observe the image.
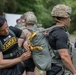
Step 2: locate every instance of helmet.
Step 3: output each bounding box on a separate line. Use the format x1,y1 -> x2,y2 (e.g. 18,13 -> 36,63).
24,11 -> 34,15
25,13 -> 37,24
23,11 -> 35,20
51,4 -> 72,18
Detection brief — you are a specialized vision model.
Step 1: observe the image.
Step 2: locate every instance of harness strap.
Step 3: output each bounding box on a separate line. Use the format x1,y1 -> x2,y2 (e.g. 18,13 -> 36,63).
28,30 -> 43,51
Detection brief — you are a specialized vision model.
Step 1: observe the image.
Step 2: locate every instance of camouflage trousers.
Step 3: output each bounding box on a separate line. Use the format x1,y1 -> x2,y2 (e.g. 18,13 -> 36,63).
63,68 -> 73,75
57,68 -> 73,75
55,69 -> 72,75
46,65 -> 73,75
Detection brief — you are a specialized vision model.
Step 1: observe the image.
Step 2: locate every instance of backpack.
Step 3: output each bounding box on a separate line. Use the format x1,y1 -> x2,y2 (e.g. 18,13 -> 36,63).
26,25 -> 52,71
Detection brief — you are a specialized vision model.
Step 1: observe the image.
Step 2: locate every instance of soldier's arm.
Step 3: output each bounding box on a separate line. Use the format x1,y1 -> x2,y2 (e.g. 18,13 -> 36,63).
0,51 -> 31,68
58,49 -> 76,74
0,52 -> 21,68
20,29 -> 31,40
18,38 -> 24,47
19,29 -> 31,51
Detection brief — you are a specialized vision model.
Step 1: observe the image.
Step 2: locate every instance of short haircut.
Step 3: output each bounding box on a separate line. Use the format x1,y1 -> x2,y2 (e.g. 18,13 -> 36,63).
0,16 -> 7,27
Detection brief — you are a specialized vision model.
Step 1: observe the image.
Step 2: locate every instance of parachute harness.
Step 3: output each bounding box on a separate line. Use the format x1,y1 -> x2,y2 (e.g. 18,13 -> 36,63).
28,30 -> 43,51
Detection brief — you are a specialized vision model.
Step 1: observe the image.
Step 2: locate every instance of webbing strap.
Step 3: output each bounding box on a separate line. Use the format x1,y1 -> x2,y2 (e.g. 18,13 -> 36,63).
3,50 -> 18,59
3,48 -> 26,59
28,30 -> 43,51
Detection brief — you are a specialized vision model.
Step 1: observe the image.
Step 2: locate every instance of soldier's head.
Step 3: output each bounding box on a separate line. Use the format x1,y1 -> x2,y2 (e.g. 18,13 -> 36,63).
16,15 -> 25,28
0,16 -> 9,36
23,11 -> 37,28
51,4 -> 72,26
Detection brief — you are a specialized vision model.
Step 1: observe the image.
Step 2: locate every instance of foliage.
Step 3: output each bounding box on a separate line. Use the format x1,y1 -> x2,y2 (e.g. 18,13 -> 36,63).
0,0 -> 76,33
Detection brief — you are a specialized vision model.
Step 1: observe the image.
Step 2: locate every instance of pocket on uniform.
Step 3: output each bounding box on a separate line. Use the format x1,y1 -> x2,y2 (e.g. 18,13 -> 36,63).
51,64 -> 62,74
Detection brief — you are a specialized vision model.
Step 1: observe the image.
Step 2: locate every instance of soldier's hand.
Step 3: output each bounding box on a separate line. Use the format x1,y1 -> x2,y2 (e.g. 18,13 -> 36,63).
19,51 -> 31,61
23,41 -> 30,51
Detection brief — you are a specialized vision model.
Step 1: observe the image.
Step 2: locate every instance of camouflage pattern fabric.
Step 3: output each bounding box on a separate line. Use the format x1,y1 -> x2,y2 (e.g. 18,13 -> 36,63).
25,14 -> 37,24
64,68 -> 72,75
51,4 -> 72,18
56,68 -> 72,75
23,11 -> 34,20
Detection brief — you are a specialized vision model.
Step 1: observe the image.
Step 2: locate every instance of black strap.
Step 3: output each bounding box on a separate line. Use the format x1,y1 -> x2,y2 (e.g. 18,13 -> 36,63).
3,49 -> 18,59
3,47 -> 26,59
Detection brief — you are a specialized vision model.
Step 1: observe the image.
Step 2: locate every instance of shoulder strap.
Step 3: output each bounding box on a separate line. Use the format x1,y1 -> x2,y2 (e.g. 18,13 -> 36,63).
38,25 -> 64,33
48,25 -> 64,33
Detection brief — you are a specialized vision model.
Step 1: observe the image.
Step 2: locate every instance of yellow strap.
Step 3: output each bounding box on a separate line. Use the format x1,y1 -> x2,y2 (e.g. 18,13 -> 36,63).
28,30 -> 39,40
28,30 -> 43,51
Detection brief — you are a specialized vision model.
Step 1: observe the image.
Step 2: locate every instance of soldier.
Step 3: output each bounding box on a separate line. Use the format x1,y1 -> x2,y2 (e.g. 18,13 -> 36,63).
15,16 -> 26,47
23,11 -> 51,74
23,11 -> 40,75
0,16 -> 31,75
15,16 -> 25,30
23,11 -> 44,30
15,12 -> 39,75
46,4 -> 76,75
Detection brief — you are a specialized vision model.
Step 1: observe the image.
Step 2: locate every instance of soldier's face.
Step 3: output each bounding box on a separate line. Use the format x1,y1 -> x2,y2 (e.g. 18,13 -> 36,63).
62,16 -> 71,27
64,17 -> 71,27
0,21 -> 9,36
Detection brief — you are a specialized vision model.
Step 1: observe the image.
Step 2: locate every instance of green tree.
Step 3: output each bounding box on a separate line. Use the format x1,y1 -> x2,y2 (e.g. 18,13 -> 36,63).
0,0 -> 76,33
4,0 -> 17,13
0,0 -> 6,15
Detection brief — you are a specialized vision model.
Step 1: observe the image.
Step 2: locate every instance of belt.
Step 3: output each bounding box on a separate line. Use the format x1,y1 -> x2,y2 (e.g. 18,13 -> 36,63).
3,47 -> 26,59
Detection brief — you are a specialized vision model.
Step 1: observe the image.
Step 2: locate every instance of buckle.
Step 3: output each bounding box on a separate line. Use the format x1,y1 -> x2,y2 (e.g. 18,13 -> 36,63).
9,53 -> 13,57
